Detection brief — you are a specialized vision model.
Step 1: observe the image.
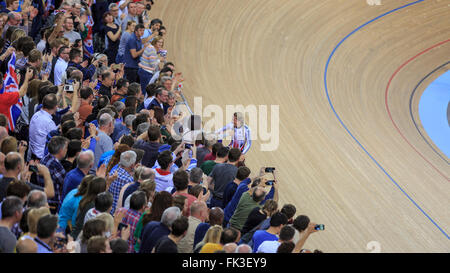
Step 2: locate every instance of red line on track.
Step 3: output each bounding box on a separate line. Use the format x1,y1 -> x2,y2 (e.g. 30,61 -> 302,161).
385,38 -> 450,182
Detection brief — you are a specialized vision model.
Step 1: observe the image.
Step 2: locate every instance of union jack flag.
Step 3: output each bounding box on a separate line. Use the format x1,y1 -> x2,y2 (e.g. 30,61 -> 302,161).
83,15 -> 94,58
0,52 -> 22,131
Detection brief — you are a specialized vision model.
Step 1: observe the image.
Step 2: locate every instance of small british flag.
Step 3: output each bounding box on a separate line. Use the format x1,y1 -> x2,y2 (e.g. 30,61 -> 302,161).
0,52 -> 23,131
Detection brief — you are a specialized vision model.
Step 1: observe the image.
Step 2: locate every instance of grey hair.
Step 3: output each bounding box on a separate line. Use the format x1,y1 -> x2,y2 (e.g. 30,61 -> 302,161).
95,65 -> 109,78
235,244 -> 252,253
108,3 -> 118,10
77,150 -> 94,169
27,190 -> 48,208
160,76 -> 171,85
136,122 -> 150,136
1,196 -> 23,218
120,150 -> 137,168
98,113 -> 113,127
48,136 -> 69,155
161,207 -> 181,228
125,115 -> 136,127
7,12 -> 16,21
94,53 -> 107,61
113,101 -> 125,113
168,91 -> 175,99
189,168 -> 203,184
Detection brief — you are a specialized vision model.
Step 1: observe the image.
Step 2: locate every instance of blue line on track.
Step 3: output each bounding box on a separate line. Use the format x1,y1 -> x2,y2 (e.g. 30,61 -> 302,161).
323,0 -> 449,240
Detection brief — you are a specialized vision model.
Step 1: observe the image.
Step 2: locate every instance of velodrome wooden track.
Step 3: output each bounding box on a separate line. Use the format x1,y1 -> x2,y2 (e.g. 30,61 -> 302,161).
151,0 -> 450,252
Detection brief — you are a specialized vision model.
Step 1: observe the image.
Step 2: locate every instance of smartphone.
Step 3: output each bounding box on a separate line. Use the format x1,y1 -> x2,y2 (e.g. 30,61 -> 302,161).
265,180 -> 275,186
118,223 -> 128,231
29,165 -> 38,173
315,224 -> 325,231
54,236 -> 68,249
185,144 -> 192,149
64,79 -> 74,92
265,167 -> 275,173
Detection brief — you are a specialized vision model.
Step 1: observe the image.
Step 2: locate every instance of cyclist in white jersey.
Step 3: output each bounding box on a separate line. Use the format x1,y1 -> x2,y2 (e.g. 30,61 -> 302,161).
215,112 -> 251,154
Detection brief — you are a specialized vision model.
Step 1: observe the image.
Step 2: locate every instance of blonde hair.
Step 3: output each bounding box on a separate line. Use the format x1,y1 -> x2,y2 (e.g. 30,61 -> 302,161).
262,199 -> 278,216
27,207 -> 51,235
151,36 -> 164,47
95,213 -> 114,234
139,179 -> 156,201
10,28 -> 26,42
133,166 -> 146,181
203,225 -> 223,244
60,37 -> 70,46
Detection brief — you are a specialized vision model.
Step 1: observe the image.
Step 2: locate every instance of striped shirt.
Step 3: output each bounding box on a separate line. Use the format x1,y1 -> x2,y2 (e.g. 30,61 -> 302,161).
139,44 -> 159,73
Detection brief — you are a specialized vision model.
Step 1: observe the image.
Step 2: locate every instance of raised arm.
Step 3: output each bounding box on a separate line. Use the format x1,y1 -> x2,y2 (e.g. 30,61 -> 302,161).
19,68 -> 34,97
48,15 -> 66,45
292,222 -> 318,253
69,81 -> 81,113
37,164 -> 55,199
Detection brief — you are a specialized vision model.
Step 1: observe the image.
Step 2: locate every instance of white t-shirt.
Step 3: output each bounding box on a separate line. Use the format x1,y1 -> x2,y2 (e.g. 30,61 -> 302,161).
154,169 -> 174,192
257,240 -> 281,253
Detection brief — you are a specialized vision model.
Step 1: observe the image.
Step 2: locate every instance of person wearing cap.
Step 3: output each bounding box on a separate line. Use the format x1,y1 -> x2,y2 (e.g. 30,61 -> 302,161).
215,112 -> 252,154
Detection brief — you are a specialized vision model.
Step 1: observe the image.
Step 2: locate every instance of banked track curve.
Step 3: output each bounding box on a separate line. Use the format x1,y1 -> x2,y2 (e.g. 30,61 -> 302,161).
152,0 -> 450,252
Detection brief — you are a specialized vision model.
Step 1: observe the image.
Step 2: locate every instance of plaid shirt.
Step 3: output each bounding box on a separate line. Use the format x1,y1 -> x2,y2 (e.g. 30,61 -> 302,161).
41,153 -> 66,211
118,207 -> 143,253
108,166 -> 133,214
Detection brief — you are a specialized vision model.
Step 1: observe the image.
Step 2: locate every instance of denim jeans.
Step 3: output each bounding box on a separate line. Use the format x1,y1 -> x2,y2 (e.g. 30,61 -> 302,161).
138,68 -> 154,94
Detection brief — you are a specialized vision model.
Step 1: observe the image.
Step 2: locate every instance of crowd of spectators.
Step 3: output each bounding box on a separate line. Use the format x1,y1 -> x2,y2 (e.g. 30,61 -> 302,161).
0,0 -> 323,253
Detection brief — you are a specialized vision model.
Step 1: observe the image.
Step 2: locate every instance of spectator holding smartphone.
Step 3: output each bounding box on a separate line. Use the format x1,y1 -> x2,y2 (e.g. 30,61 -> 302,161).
0,152 -> 54,201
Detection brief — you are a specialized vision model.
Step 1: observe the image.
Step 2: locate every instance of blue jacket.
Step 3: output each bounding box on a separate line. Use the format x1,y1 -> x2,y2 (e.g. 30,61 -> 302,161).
62,168 -> 85,202
139,221 -> 171,253
58,188 -> 82,232
147,98 -> 170,114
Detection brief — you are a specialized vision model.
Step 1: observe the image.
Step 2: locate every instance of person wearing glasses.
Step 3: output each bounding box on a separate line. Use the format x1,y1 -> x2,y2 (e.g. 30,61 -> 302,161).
108,3 -> 122,27
53,45 -> 70,86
